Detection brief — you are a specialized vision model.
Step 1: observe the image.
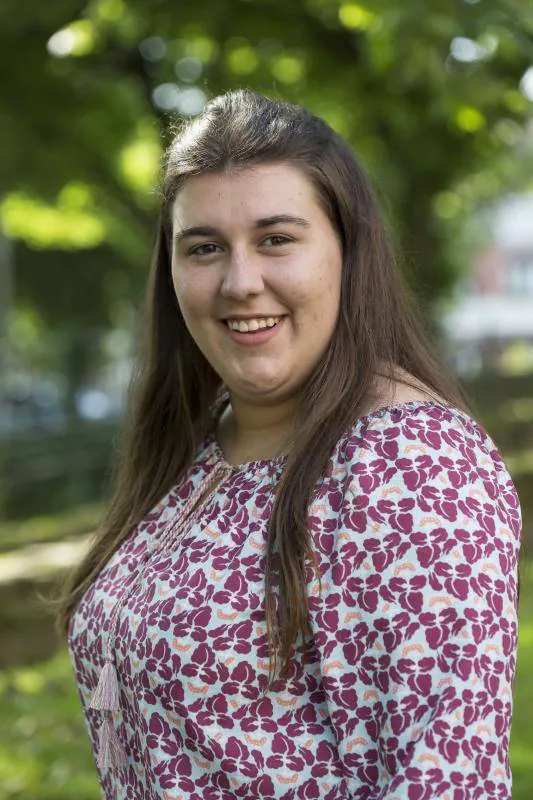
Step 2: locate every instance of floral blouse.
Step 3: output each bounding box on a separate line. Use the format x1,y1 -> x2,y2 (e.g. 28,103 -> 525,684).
68,400 -> 521,800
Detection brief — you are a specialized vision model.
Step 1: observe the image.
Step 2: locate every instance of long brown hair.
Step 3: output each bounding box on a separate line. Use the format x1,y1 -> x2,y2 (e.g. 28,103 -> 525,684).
57,89 -> 468,685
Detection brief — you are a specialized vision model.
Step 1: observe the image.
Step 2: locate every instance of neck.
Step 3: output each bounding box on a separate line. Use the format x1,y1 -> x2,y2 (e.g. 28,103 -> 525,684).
217,392 -> 298,464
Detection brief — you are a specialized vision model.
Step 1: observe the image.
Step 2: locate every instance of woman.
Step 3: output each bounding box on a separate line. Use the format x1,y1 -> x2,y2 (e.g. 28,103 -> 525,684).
59,90 -> 521,799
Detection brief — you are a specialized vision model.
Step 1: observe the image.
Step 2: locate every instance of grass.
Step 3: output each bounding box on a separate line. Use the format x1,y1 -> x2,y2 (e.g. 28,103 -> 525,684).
0,567 -> 531,799
512,560 -> 533,799
0,503 -> 103,553
0,650 -> 98,799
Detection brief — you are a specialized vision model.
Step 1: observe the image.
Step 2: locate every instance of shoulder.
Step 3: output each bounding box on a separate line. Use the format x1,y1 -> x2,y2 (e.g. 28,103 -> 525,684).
332,398 -> 514,496
340,399 -> 485,465
326,399 -> 520,536
334,369 -> 480,467
324,369 -> 516,501
311,401 -> 520,569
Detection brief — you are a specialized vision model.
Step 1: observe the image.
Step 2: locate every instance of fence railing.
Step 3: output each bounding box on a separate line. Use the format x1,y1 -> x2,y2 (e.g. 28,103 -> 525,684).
1,372 -> 532,522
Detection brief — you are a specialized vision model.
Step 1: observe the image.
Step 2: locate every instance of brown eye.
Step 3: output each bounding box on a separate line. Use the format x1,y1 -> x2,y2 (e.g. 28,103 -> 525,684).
189,243 -> 222,256
262,235 -> 293,246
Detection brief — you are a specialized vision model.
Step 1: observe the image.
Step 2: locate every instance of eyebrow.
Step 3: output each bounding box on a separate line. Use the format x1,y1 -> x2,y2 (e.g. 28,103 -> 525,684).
173,214 -> 311,246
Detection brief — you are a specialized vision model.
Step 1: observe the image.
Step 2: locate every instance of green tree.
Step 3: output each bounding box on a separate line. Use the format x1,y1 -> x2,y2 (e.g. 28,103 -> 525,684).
1,0 -> 532,334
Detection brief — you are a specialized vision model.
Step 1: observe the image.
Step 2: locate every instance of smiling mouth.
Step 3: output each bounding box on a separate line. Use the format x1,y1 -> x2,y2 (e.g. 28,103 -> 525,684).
225,316 -> 283,333
221,316 -> 286,344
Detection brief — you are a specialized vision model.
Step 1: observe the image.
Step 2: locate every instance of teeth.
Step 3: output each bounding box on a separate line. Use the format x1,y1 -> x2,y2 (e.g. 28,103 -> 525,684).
227,316 -> 281,333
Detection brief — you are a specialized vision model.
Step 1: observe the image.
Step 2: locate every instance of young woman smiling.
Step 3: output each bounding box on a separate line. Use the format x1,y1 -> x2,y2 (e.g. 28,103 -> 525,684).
59,90 -> 521,800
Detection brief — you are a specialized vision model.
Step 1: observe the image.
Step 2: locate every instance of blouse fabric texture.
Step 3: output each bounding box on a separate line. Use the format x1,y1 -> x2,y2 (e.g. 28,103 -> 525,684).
68,400 -> 521,800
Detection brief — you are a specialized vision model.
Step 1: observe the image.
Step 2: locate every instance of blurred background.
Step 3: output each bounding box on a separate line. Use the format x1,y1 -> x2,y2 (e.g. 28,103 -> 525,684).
0,0 -> 532,796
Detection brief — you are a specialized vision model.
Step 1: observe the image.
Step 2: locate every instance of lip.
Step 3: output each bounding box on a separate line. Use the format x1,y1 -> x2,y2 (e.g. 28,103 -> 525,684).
221,316 -> 286,346
220,314 -> 287,321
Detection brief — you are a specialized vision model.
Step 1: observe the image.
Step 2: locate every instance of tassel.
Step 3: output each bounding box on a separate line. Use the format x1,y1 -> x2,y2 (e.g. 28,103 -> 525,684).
90,659 -> 120,711
96,713 -> 128,771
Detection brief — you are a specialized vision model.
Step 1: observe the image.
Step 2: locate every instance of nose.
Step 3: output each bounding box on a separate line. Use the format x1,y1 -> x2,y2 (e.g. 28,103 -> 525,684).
220,247 -> 264,299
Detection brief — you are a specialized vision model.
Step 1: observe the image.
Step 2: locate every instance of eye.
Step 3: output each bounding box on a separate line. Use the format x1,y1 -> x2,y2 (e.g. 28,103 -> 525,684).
189,242 -> 222,257
261,234 -> 294,247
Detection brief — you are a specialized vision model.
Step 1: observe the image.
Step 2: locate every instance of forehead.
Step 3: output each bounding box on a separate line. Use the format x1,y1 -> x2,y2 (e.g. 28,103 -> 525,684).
171,163 -> 322,226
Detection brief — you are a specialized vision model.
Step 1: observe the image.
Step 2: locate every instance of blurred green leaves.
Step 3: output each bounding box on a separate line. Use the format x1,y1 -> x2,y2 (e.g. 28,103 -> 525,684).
1,0 -> 532,263
0,650 -> 99,799
1,0 -> 532,396
47,20 -> 97,58
338,3 -> 376,32
1,186 -> 106,250
226,40 -> 259,76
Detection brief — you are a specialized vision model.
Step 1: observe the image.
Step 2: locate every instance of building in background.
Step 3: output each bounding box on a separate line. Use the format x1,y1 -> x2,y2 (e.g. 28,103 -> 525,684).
443,193 -> 533,375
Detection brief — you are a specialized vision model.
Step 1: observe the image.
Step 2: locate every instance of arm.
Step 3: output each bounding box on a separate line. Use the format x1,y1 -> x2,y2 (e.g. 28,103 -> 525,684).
307,406 -> 521,799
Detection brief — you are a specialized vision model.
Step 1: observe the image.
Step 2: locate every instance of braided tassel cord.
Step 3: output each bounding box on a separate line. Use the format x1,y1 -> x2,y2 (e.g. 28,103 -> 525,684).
90,659 -> 120,711
96,712 -> 128,770
88,461 -> 235,773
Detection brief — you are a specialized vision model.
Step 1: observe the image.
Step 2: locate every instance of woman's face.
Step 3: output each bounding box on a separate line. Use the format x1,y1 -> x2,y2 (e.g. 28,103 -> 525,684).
171,163 -> 343,405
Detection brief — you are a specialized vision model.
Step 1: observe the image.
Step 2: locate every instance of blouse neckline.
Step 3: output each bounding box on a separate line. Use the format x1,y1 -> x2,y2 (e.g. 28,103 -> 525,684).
207,391 -> 458,472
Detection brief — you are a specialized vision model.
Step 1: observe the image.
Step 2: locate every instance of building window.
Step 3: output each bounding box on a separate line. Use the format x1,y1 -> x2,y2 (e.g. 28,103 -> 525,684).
507,257 -> 533,294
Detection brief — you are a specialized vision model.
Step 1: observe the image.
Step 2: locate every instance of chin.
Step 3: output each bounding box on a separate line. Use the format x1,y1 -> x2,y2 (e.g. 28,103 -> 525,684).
224,375 -> 285,398
228,377 -> 294,401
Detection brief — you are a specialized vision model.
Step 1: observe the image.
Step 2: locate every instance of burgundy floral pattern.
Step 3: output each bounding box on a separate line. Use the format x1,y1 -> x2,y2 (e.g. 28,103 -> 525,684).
69,401 -> 521,799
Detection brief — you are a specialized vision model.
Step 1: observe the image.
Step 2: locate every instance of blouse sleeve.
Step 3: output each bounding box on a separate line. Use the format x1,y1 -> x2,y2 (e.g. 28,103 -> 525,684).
307,406 -> 521,800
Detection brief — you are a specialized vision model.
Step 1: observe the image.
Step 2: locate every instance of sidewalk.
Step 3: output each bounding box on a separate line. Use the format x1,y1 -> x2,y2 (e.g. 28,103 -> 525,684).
0,535 -> 91,584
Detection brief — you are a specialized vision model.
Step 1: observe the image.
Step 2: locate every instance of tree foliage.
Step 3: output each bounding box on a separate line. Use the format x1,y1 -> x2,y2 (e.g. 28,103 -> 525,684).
1,0 -> 533,326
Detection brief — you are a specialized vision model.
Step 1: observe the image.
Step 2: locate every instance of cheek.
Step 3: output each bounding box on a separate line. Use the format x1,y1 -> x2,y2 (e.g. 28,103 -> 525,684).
172,270 -> 211,317
171,266 -> 185,303
293,257 -> 341,316
323,253 -> 342,308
